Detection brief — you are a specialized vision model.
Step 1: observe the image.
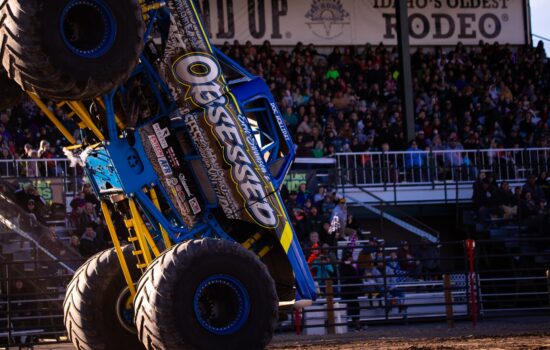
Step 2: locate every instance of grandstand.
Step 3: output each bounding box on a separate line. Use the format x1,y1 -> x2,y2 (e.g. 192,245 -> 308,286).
2,0 -> 550,347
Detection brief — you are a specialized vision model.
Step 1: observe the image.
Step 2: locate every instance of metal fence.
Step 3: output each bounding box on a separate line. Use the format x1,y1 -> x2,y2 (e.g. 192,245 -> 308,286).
336,148 -> 550,187
291,237 -> 550,335
1,236 -> 549,346
0,259 -> 76,347
0,159 -> 80,179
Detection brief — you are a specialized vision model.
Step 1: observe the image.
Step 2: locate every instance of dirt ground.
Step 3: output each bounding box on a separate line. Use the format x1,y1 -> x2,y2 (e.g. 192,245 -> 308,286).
269,316 -> 550,349
17,316 -> 550,349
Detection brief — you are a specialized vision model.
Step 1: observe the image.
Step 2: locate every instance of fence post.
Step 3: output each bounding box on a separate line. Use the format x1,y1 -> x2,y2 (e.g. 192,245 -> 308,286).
326,279 -> 335,335
294,308 -> 301,336
5,264 -> 12,346
443,274 -> 454,328
465,239 -> 477,328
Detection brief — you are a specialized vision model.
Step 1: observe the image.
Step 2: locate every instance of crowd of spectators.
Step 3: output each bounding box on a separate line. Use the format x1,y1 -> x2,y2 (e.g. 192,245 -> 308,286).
473,171 -> 550,234
283,182 -> 441,329
0,41 -> 546,163
220,40 -> 550,158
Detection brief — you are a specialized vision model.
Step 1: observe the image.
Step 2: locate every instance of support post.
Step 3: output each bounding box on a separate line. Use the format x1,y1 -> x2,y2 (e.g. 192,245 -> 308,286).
465,239 -> 477,328
395,0 -> 415,142
443,274 -> 454,328
326,279 -> 335,335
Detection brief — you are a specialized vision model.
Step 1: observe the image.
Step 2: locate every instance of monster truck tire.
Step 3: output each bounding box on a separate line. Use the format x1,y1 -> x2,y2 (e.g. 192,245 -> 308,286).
63,246 -> 144,350
0,67 -> 22,110
0,0 -> 144,100
134,238 -> 278,350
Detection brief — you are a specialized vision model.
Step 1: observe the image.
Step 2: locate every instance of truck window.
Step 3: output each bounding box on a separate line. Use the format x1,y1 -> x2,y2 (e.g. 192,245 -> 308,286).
243,98 -> 290,180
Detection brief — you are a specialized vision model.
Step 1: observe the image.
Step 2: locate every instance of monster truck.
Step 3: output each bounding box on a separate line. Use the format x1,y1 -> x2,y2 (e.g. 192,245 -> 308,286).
0,0 -> 317,349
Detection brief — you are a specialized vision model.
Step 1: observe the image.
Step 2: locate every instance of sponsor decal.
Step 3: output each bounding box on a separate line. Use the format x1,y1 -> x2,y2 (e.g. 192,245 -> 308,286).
186,115 -> 239,219
178,173 -> 192,197
173,52 -> 278,228
166,147 -> 181,168
158,157 -> 173,176
189,197 -> 202,214
305,0 -> 350,39
270,102 -> 291,141
148,135 -> 165,158
153,123 -> 171,149
237,114 -> 270,178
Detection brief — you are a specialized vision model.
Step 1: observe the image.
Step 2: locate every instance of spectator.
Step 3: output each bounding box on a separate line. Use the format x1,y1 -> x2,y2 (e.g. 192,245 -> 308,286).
312,185 -> 326,204
494,181 -> 518,219
404,140 -> 424,182
371,258 -> 405,313
311,249 -> 335,293
330,198 -> 348,240
396,241 -> 421,276
523,175 -> 545,202
416,239 -> 441,280
537,171 -> 550,199
305,206 -> 324,241
79,225 -> 99,258
296,183 -> 311,207
339,251 -> 363,330
473,179 -> 497,220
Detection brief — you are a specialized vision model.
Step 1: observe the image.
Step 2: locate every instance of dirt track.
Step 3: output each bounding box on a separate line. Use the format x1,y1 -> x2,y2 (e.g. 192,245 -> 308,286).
270,335 -> 550,349
20,316 -> 550,349
269,316 -> 550,349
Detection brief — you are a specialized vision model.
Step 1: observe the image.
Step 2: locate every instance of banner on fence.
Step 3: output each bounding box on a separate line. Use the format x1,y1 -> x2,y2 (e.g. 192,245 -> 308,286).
6,178 -> 65,205
199,0 -> 528,46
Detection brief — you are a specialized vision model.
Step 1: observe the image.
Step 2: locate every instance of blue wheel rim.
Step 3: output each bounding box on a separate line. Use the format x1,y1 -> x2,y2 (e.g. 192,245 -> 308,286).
60,0 -> 117,58
193,274 -> 250,335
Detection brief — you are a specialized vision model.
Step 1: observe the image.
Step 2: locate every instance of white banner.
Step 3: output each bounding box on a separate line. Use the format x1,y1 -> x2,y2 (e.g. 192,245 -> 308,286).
198,0 -> 527,46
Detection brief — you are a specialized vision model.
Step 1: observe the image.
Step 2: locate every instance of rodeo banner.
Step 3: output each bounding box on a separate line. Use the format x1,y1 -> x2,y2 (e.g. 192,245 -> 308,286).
198,0 -> 528,46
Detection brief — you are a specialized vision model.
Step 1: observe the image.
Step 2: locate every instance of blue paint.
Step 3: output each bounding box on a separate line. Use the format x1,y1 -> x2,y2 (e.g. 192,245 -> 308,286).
193,275 -> 250,335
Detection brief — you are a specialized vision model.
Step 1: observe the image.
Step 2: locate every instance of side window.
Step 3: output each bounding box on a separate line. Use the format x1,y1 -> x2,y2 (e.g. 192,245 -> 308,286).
243,98 -> 290,179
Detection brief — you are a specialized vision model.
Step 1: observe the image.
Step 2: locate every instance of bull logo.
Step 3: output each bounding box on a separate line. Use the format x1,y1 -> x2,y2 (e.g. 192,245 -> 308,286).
305,0 -> 350,39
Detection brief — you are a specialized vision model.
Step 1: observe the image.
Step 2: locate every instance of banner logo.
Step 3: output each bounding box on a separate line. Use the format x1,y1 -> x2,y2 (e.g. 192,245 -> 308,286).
173,52 -> 278,228
305,0 -> 350,39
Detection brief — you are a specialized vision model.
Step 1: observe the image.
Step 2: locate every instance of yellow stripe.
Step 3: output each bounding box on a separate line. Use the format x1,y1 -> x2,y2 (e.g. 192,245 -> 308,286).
281,222 -> 293,253
189,0 -> 213,53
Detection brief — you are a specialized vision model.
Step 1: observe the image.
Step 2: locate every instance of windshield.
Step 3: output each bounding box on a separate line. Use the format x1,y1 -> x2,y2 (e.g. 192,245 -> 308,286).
243,98 -> 290,180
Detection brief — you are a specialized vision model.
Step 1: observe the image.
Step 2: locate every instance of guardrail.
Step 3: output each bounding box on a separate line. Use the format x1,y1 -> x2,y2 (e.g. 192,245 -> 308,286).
336,147 -> 550,187
0,158 -> 80,179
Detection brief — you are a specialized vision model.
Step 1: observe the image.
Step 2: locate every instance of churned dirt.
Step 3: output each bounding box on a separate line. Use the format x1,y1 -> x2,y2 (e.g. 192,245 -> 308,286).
20,316 -> 550,349
268,316 -> 550,349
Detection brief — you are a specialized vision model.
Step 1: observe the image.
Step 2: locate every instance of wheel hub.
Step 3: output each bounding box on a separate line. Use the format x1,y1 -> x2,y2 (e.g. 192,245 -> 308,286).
115,286 -> 136,334
193,275 -> 250,335
60,0 -> 117,58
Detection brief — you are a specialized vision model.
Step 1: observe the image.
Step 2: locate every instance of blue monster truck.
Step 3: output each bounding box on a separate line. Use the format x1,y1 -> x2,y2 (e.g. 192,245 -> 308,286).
0,0 -> 317,349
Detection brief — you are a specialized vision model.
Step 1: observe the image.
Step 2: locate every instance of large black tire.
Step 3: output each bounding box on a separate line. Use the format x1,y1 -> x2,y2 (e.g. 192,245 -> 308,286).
134,238 -> 278,350
0,67 -> 22,110
63,246 -> 145,350
0,0 -> 144,100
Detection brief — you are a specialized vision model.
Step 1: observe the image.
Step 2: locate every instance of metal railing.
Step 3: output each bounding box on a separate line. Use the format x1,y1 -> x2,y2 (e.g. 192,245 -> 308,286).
0,158 -> 80,179
1,236 -> 550,345
336,147 -> 550,187
289,237 -> 550,334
